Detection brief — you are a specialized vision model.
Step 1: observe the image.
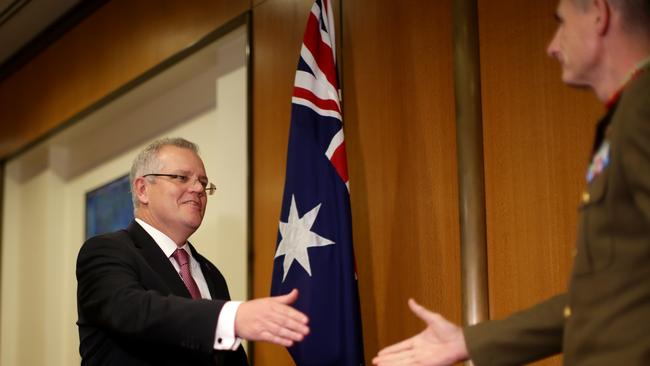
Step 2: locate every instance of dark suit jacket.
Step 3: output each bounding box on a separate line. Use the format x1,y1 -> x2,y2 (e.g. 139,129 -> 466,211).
464,67 -> 650,365
77,221 -> 249,366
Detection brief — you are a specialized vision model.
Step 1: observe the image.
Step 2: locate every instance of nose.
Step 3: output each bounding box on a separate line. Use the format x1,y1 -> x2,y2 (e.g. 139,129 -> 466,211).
547,29 -> 560,58
187,177 -> 205,193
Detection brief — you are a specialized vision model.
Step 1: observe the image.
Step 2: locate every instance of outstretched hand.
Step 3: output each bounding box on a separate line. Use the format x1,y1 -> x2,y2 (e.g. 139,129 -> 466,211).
373,299 -> 469,366
235,288 -> 309,347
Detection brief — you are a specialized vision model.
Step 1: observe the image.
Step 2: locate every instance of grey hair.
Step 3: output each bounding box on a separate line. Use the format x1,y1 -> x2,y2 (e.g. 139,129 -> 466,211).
129,137 -> 200,208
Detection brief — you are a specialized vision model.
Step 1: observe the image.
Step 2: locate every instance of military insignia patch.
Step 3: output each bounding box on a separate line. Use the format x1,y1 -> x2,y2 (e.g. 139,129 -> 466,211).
586,140 -> 610,183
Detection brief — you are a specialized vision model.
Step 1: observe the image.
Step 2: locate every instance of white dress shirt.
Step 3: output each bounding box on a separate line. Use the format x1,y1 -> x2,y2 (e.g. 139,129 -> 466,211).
135,218 -> 242,350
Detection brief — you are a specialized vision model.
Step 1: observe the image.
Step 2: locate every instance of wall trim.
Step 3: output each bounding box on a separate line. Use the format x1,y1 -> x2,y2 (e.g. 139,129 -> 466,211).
452,0 -> 490,329
0,0 -> 109,83
3,13 -> 250,163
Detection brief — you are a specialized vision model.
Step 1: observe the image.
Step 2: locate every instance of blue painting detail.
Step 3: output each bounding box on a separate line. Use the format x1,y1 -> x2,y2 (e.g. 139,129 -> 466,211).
85,175 -> 134,239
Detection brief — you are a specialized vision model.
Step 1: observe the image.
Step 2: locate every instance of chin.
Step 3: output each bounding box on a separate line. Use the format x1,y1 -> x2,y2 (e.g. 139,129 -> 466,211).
562,76 -> 591,90
562,72 -> 581,86
183,214 -> 204,229
190,215 -> 204,226
561,67 -> 590,87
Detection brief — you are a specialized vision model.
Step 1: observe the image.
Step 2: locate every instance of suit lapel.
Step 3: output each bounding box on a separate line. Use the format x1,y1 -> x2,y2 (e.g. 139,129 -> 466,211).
188,243 -> 230,301
126,221 -> 193,299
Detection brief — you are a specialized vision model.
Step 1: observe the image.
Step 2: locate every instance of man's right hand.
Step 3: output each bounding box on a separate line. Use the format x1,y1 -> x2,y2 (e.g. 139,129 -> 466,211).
234,288 -> 309,347
372,299 -> 469,366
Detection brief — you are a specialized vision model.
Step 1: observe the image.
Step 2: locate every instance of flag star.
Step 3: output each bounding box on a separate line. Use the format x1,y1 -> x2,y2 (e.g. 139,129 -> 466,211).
275,194 -> 335,281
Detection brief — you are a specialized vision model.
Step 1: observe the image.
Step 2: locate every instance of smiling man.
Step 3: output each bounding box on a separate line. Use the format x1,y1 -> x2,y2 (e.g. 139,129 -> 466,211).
77,138 -> 309,366
373,0 -> 650,365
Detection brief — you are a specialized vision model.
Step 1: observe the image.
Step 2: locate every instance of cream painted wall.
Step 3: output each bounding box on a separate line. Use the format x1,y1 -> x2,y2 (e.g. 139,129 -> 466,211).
1,26 -> 248,365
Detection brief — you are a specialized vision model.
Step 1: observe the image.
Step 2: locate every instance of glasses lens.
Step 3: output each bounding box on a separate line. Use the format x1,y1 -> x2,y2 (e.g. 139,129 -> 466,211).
205,183 -> 216,195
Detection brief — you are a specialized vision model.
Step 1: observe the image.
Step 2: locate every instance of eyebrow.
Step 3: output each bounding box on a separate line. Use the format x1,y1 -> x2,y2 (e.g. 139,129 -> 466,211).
170,169 -> 209,180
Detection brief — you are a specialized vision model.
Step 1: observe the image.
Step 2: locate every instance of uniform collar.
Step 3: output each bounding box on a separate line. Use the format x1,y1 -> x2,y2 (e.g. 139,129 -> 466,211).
605,55 -> 650,109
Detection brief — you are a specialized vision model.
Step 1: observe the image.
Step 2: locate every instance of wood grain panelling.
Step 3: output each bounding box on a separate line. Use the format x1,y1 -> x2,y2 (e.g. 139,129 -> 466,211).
252,0 -> 313,364
343,0 -> 460,360
0,0 -> 249,160
478,0 -> 602,364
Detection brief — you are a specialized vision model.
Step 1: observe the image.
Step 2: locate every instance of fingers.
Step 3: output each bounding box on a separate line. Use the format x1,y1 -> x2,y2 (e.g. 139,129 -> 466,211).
373,348 -> 415,365
408,298 -> 420,311
409,299 -> 444,327
373,299 -> 468,366
265,297 -> 309,345
235,295 -> 310,346
274,295 -> 309,325
267,302 -> 310,337
377,337 -> 414,356
274,288 -> 299,304
267,289 -> 308,324
253,314 -> 308,346
258,329 -> 299,347
258,319 -> 308,347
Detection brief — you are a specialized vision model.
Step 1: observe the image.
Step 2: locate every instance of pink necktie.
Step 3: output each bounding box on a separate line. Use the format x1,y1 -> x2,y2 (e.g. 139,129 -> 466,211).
172,248 -> 202,300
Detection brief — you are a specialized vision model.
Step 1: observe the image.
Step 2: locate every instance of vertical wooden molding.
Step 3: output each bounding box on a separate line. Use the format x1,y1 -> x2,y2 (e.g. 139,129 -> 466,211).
244,10 -> 256,366
0,160 -> 3,347
452,0 -> 489,330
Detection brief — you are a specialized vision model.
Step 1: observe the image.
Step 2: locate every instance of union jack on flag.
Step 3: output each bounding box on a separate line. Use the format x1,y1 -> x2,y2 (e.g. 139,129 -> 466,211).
270,0 -> 365,365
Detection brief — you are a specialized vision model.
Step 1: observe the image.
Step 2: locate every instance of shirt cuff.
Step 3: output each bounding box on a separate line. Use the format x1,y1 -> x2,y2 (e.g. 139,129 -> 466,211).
214,301 -> 243,350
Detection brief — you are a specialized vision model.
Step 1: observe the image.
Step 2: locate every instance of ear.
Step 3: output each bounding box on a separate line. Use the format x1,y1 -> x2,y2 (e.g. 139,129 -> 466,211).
133,177 -> 150,206
593,0 -> 611,35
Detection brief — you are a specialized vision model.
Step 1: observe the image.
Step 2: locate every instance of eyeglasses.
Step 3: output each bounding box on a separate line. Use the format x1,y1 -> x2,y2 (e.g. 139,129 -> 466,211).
142,173 -> 217,196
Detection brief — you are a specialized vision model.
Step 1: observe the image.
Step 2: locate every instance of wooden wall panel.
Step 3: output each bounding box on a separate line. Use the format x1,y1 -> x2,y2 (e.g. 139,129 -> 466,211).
251,0 -> 313,364
343,0 -> 460,360
0,0 -> 249,160
478,0 -> 602,364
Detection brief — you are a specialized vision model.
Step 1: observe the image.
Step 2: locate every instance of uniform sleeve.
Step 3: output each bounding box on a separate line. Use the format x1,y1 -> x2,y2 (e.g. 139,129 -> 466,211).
76,235 -> 226,354
619,82 -> 650,224
464,294 -> 566,365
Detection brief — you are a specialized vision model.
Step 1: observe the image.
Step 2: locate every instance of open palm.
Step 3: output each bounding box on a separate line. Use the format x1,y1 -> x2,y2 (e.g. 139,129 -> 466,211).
373,299 -> 469,366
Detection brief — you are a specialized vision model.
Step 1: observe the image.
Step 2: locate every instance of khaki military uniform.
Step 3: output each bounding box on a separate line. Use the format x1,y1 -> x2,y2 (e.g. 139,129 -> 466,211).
464,66 -> 650,365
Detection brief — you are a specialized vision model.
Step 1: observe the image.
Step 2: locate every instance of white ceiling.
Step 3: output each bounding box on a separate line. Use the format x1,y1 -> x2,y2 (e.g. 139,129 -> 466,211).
0,0 -> 81,65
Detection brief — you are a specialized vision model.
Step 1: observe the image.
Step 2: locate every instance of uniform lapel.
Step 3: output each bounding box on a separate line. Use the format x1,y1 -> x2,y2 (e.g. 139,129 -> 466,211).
126,221 -> 193,299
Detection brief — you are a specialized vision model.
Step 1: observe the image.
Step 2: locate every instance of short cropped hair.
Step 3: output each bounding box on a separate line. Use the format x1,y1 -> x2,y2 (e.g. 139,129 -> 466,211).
129,137 -> 200,208
573,0 -> 650,36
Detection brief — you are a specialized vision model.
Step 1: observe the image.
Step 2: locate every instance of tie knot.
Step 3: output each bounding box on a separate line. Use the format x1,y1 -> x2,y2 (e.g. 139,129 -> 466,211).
172,248 -> 190,266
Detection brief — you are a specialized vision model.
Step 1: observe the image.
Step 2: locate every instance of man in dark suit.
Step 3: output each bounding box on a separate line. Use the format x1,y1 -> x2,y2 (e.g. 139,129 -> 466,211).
373,0 -> 650,365
77,138 -> 309,365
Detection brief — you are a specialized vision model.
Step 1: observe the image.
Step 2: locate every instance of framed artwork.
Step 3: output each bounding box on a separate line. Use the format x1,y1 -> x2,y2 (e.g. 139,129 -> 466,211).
85,174 -> 134,239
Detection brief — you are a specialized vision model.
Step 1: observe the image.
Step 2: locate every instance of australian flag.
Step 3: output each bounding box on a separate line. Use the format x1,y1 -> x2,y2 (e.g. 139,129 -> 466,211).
270,0 -> 365,365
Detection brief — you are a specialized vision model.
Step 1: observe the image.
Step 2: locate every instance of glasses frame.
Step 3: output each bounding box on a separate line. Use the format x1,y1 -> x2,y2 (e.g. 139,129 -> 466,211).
142,173 -> 217,195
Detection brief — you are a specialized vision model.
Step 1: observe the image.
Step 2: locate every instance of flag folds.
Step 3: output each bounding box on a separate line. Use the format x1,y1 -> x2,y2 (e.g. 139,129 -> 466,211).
270,1 -> 365,365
